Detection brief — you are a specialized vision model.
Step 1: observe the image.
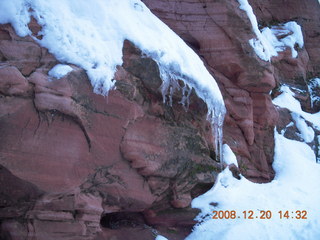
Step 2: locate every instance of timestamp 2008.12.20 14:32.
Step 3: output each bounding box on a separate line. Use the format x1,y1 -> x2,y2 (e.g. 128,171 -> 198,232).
212,210 -> 308,220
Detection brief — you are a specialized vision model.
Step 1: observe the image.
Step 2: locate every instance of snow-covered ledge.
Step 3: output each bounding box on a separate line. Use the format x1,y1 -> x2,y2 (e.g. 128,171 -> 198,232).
238,0 -> 304,61
0,0 -> 226,161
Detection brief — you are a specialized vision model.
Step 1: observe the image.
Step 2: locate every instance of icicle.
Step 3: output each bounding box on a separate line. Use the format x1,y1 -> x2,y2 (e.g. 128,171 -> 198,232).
317,135 -> 320,163
213,120 -> 219,162
160,69 -> 192,109
168,85 -> 174,107
179,85 -> 192,111
308,78 -> 320,109
208,110 -> 225,168
160,71 -> 170,104
159,67 -> 181,107
217,113 -> 224,167
158,62 -> 226,168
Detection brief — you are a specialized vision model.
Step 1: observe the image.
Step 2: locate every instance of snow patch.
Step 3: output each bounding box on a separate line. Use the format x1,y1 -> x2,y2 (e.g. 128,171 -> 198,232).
48,64 -> 73,80
237,0 -> 274,61
155,235 -> 168,240
308,77 -> 320,108
273,85 -> 320,131
222,144 -> 238,167
0,0 -> 226,161
291,112 -> 314,143
0,0 -> 225,107
187,84 -> 320,239
187,131 -> 320,240
238,0 -> 304,61
317,135 -> 320,163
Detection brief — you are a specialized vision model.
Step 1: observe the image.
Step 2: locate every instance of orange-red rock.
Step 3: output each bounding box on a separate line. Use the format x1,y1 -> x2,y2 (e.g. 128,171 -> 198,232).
1,0 -> 320,239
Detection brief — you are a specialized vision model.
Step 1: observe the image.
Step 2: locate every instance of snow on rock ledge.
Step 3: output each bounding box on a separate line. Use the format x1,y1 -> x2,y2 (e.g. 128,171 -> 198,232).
48,64 -> 73,80
250,22 -> 304,60
0,0 -> 225,128
238,0 -> 304,61
308,77 -> 320,109
273,85 -> 320,131
187,130 -> 320,240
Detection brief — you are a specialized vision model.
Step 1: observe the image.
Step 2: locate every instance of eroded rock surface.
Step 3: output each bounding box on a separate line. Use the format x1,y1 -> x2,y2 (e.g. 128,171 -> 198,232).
1,0 -> 320,239
143,0 -> 320,182
0,24 -> 219,240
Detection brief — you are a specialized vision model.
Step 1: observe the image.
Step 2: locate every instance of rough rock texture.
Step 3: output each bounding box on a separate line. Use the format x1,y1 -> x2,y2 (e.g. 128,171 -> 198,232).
143,0 -> 320,182
1,0 -> 320,239
0,24 -> 218,240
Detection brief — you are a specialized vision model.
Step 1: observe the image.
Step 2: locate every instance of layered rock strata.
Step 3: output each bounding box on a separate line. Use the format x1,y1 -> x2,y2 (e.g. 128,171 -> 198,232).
1,0 -> 320,239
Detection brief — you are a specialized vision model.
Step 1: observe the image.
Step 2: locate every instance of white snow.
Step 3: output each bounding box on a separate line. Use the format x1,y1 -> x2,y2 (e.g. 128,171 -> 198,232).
0,0 -> 225,121
187,86 -> 320,240
222,144 -> 238,167
308,78 -> 320,108
273,22 -> 304,58
317,135 -> 320,163
237,0 -> 261,40
0,0 -> 226,162
237,0 -> 276,61
155,235 -> 168,240
48,64 -> 73,80
291,112 -> 314,143
187,132 -> 320,240
238,0 -> 304,61
273,85 -> 320,131
258,22 -> 304,59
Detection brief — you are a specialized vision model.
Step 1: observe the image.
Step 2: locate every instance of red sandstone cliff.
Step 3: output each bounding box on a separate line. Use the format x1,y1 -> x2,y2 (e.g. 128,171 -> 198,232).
143,0 -> 320,182
1,0 -> 320,239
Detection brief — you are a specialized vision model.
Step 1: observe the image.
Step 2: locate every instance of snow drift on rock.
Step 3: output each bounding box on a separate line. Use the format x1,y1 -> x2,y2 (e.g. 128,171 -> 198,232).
0,0 -> 226,162
0,0 -> 225,120
48,64 -> 73,80
273,85 -> 320,130
308,78 -> 320,108
187,134 -> 320,240
238,0 -> 304,61
186,87 -> 320,240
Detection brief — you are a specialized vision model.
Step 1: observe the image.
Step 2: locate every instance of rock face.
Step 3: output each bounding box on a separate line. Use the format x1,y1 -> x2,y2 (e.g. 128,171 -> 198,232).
143,0 -> 320,182
1,0 -> 320,239
0,24 -> 217,240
